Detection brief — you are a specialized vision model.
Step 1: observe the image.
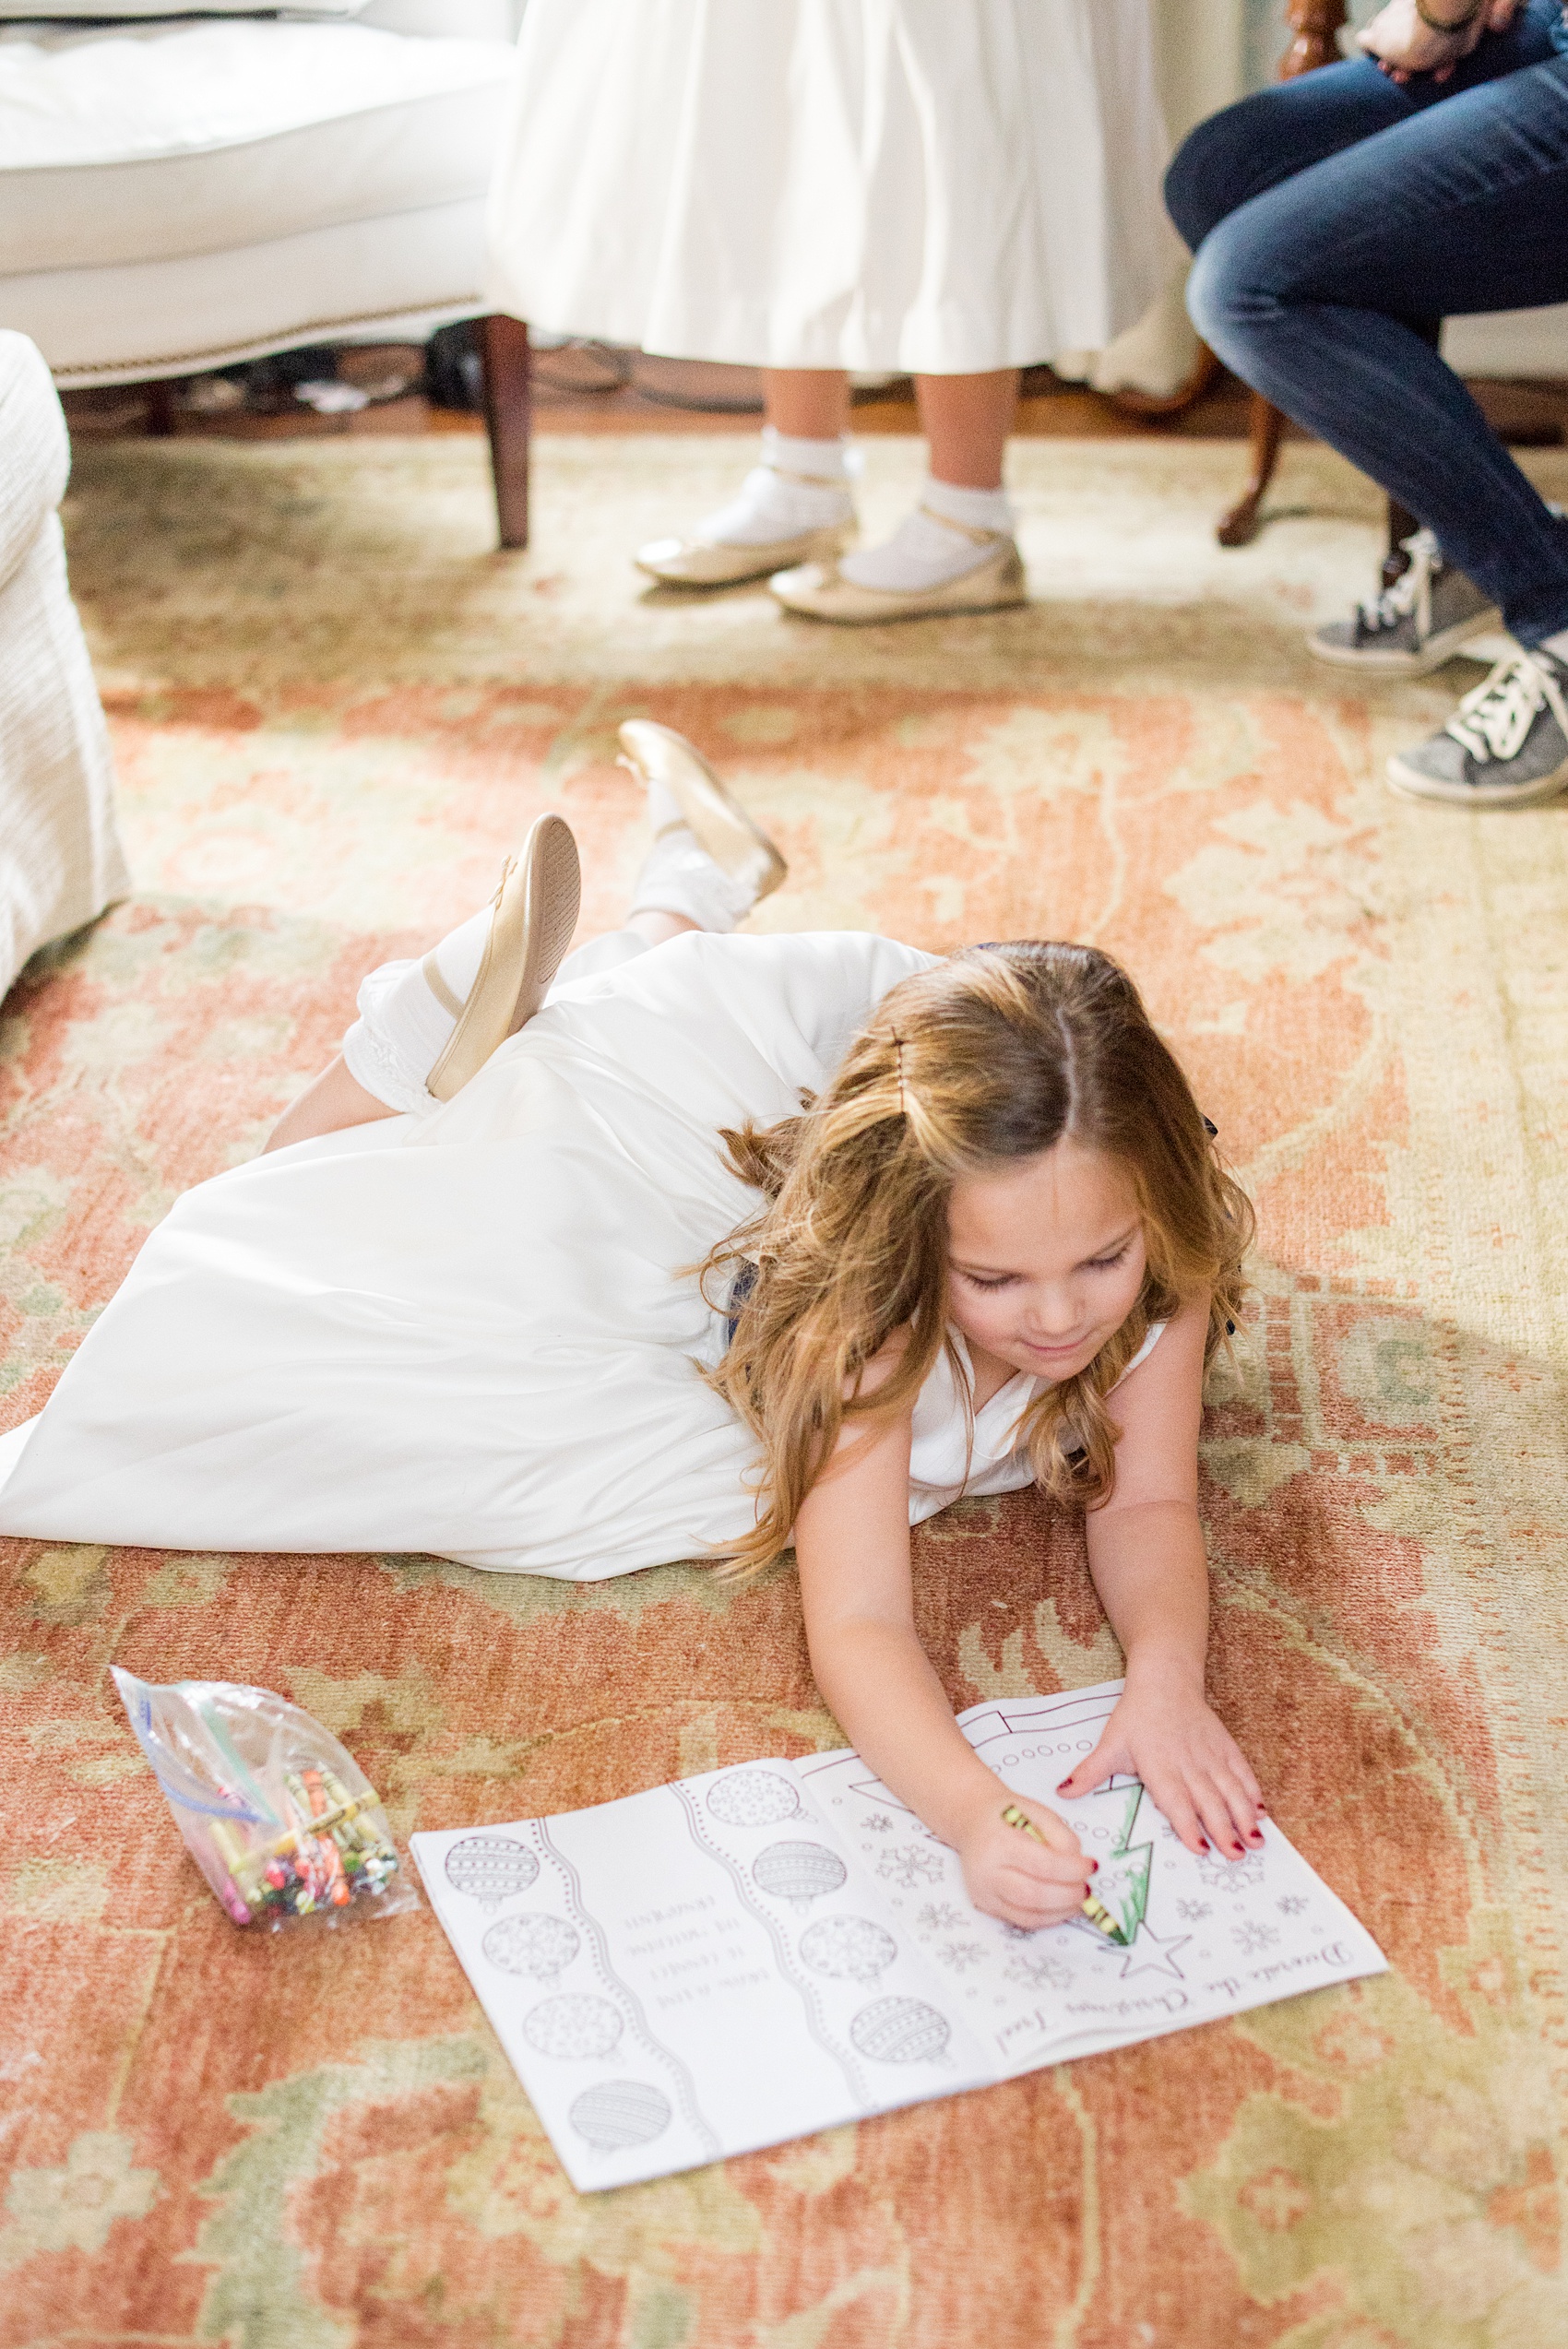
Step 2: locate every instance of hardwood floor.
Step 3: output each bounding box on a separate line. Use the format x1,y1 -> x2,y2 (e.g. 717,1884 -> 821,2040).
60,339 -> 1568,449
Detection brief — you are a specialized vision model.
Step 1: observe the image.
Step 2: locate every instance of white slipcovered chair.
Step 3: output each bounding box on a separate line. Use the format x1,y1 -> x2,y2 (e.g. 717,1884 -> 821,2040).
0,329 -> 129,1001
0,1 -> 532,544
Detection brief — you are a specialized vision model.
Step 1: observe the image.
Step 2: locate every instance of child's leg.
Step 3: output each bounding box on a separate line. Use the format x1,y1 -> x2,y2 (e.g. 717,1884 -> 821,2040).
263,1056 -> 397,1154
264,920 -> 674,1157
769,371 -> 1026,621
635,372 -> 855,587
834,369 -> 1020,593
264,738 -> 778,1152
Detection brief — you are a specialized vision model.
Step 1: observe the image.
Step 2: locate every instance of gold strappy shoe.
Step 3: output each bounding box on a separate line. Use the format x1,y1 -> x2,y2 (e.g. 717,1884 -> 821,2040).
768,510 -> 1026,624
635,464 -> 857,587
616,721 -> 787,906
425,813 -> 582,1104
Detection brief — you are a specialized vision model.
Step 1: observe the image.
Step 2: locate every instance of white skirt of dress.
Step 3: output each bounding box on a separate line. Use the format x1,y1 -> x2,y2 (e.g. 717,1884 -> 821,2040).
0,931 -> 935,1579
487,0 -> 1172,373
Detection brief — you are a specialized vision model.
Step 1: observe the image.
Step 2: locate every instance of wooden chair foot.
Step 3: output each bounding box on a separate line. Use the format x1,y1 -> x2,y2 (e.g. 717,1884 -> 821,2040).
1217,391 -> 1286,548
481,313 -> 531,552
1217,486 -> 1266,549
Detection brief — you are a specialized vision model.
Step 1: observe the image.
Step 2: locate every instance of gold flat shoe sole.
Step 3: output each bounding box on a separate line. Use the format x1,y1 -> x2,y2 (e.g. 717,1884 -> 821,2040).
616,720 -> 787,904
426,813 -> 582,1103
769,540 -> 1027,624
635,520 -> 856,588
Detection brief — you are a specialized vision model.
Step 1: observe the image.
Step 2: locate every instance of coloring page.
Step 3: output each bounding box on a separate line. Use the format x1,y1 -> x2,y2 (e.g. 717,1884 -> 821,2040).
414,1680 -> 1385,2190
800,1681 -> 1387,2080
414,1767 -> 991,2192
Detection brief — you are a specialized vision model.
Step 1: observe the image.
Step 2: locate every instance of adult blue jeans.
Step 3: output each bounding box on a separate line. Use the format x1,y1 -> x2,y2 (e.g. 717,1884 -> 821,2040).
1166,0 -> 1568,645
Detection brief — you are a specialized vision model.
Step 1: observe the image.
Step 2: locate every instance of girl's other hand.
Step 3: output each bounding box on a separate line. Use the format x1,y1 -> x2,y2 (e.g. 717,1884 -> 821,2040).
956,1793 -> 1093,1928
1055,1685 -> 1264,1861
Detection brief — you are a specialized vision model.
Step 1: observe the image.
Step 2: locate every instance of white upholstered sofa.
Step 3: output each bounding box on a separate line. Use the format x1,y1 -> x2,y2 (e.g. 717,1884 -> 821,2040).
0,1 -> 533,543
0,330 -> 128,1002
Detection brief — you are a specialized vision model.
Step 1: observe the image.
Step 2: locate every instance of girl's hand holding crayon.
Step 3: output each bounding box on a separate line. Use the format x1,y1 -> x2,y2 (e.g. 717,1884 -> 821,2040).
1055,1673 -> 1264,1861
954,1790 -> 1097,1930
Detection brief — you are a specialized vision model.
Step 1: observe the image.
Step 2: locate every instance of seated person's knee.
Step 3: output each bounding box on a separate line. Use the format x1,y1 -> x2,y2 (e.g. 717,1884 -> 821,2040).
1165,96 -> 1270,254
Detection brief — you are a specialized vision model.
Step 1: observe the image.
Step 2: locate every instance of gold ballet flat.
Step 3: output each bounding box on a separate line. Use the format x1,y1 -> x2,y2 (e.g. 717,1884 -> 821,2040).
616,720 -> 787,905
425,812 -> 582,1104
636,519 -> 857,589
636,462 -> 857,587
769,516 -> 1027,625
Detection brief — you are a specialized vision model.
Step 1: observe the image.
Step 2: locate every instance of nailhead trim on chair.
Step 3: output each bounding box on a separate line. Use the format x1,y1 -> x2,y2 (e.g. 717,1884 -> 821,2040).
47,293 -> 485,384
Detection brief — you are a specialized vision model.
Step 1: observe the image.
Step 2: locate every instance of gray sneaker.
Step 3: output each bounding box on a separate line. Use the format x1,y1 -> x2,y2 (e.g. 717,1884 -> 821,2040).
1310,529 -> 1501,676
1386,646 -> 1568,807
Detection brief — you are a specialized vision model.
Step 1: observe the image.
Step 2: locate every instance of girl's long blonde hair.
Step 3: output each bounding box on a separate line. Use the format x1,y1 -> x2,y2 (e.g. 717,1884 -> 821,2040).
701,943 -> 1252,1575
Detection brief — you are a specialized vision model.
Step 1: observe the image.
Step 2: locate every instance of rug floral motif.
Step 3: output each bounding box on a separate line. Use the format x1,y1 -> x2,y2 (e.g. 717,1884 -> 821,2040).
1,433 -> 1564,2348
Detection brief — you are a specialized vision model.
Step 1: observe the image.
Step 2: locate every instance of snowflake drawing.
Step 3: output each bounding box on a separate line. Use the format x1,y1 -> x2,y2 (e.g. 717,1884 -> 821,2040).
874,1842 -> 944,1891
1004,1947 -> 1072,1992
1176,1899 -> 1213,1924
935,1940 -> 986,1975
862,1813 -> 896,1833
1230,1919 -> 1280,1956
1196,1853 -> 1265,1895
1277,1894 -> 1309,1916
917,1903 -> 967,1934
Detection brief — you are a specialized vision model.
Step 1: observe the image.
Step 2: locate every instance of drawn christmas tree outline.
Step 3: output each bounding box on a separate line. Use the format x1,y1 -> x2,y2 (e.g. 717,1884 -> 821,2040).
1056,1777 -> 1192,1979
1089,1781 -> 1155,1946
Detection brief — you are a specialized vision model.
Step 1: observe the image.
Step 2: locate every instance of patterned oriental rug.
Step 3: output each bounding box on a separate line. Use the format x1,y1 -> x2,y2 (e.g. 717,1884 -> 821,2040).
2,432 -> 1566,2349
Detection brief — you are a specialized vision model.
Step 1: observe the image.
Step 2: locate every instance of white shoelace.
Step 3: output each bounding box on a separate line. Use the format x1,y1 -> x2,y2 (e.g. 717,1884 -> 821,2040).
1446,647 -> 1568,764
1358,528 -> 1441,638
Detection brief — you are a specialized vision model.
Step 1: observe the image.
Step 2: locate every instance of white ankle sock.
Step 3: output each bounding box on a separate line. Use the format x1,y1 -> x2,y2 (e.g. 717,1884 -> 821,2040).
839,476 -> 1015,592
628,828 -> 755,932
695,427 -> 855,549
341,900 -> 494,1114
626,765 -> 759,933
923,477 -> 1015,534
762,425 -> 850,480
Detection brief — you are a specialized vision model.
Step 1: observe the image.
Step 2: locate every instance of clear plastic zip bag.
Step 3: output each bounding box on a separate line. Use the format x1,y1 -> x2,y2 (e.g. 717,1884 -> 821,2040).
112,1667 -> 420,1930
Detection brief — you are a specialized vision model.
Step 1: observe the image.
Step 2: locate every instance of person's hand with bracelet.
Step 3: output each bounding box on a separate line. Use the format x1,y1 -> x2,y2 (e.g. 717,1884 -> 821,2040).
1359,0 -> 1520,84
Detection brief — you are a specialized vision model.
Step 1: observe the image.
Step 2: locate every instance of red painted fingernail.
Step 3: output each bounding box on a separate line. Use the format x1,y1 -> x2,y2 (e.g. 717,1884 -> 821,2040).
1087,1859 -> 1099,1873
1056,1779 -> 1072,1794
1198,1838 -> 1210,1852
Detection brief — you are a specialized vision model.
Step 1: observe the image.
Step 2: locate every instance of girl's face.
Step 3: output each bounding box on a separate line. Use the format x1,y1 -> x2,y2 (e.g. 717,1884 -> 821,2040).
945,1137 -> 1147,1381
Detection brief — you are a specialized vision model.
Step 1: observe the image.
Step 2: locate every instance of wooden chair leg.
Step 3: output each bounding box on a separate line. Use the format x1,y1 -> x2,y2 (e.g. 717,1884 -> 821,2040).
145,378 -> 176,437
1384,497 -> 1420,587
1217,393 -> 1286,547
481,314 -> 531,551
1216,0 -> 1347,549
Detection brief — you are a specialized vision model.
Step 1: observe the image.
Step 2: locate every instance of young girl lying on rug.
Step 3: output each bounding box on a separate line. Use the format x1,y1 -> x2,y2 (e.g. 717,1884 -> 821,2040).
0,725 -> 1263,1926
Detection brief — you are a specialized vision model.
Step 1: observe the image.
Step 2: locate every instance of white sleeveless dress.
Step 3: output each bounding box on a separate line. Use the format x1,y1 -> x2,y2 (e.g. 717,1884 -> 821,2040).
487,0 -> 1171,373
0,931 -> 1160,1578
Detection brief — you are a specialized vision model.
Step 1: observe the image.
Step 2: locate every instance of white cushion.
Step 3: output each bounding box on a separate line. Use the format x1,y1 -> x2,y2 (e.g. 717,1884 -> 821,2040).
7,201 -> 493,381
0,21 -> 515,273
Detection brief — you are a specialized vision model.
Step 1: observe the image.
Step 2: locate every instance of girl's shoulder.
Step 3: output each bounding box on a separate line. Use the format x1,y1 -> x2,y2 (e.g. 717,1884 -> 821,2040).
1110,1318 -> 1167,1391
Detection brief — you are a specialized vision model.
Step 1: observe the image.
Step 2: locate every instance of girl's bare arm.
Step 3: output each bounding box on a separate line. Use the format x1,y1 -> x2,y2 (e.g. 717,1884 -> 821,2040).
793,1361 -> 1092,1928
1058,1299 -> 1264,1856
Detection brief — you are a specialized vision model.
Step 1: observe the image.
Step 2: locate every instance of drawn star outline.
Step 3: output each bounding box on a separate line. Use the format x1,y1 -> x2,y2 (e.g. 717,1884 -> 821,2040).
1117,1924 -> 1192,1982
